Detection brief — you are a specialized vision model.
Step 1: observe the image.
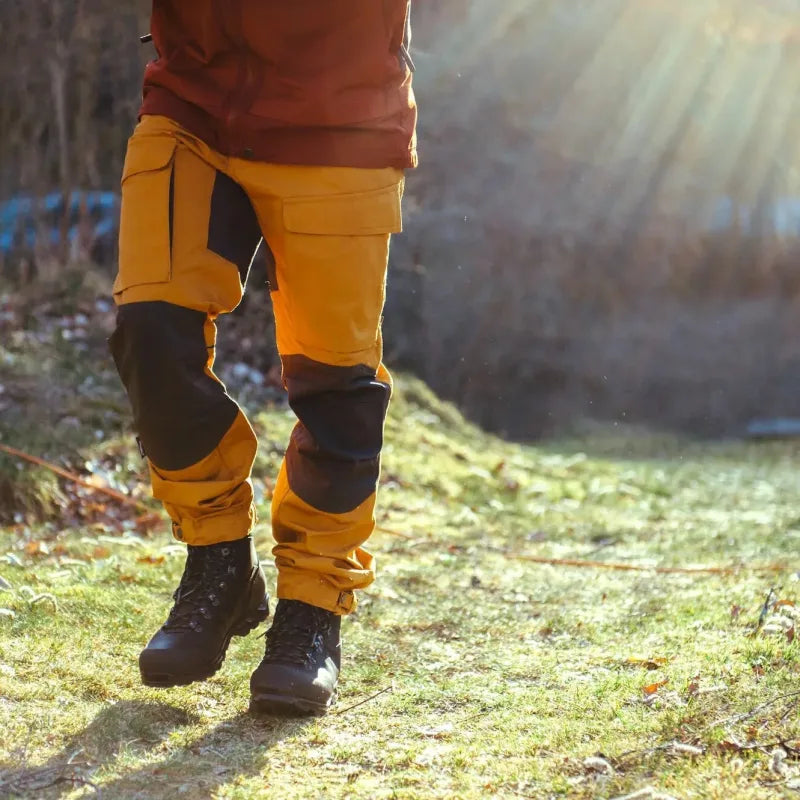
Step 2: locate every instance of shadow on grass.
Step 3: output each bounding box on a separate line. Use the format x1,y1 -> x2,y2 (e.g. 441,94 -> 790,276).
0,699 -> 309,798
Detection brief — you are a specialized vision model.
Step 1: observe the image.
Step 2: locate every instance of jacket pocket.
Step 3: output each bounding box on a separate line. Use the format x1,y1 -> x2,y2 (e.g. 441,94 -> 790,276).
113,135 -> 177,297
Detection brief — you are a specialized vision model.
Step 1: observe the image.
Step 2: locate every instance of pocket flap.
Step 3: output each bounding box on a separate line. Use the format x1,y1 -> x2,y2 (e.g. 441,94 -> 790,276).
283,182 -> 403,235
121,136 -> 177,184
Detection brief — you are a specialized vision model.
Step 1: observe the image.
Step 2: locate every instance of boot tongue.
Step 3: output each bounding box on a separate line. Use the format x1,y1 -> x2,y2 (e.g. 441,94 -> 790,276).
263,601 -> 330,665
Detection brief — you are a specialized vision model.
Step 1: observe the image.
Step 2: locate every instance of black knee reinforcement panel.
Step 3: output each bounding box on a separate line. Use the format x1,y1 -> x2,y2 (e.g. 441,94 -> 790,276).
109,301 -> 239,471
282,354 -> 391,514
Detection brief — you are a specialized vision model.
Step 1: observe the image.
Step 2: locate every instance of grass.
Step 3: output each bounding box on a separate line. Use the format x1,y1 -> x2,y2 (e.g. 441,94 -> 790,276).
2,295 -> 800,798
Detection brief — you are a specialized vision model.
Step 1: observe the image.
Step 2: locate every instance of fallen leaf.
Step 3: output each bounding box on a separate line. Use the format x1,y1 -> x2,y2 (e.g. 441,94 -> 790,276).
686,675 -> 700,697
717,739 -> 744,752
135,512 -> 162,534
643,679 -> 669,696
24,541 -> 49,557
119,574 -> 137,583
137,554 -> 165,565
730,604 -> 743,621
788,626 -> 796,644
775,599 -> 796,610
91,546 -> 111,559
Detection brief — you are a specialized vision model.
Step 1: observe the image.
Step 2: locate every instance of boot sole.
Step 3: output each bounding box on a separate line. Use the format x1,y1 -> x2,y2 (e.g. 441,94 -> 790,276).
248,691 -> 335,717
140,600 -> 269,688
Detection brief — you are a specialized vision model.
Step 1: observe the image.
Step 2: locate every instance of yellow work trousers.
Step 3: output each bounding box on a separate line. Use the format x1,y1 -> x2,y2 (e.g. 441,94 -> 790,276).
110,115 -> 403,614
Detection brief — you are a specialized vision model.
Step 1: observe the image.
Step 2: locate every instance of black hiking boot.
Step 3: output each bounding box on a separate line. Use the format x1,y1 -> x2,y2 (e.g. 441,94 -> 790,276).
139,537 -> 269,687
249,599 -> 341,716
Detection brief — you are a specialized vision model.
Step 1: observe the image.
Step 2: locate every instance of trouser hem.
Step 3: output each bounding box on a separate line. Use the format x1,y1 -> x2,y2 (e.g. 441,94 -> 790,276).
276,575 -> 357,615
171,505 -> 256,546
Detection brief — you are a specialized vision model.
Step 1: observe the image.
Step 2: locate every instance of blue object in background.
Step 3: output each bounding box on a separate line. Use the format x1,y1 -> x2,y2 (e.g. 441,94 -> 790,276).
710,196 -> 800,236
0,190 -> 120,259
746,418 -> 800,439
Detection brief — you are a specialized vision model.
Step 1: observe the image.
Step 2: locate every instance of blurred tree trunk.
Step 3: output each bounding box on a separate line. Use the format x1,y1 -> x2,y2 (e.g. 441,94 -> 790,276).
49,40 -> 72,265
0,0 -> 148,268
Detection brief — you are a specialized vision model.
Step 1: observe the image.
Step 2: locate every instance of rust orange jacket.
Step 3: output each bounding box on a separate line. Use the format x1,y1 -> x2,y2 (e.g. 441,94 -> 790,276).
141,0 -> 418,169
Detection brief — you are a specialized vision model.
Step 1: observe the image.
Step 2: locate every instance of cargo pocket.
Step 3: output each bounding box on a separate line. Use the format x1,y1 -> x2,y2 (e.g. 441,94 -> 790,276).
283,181 -> 403,236
281,179 -> 404,356
113,135 -> 177,298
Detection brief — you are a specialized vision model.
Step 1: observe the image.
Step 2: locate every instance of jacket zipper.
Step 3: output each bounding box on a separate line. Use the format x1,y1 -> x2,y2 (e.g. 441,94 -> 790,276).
399,2 -> 415,72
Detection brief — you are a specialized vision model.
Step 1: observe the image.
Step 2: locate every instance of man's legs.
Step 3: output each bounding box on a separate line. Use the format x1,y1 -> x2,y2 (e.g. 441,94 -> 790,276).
234,160 -> 404,713
110,115 -> 269,686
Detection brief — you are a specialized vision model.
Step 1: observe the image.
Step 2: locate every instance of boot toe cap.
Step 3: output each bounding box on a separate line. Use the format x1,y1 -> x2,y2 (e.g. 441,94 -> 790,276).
249,660 -> 338,713
139,630 -> 218,685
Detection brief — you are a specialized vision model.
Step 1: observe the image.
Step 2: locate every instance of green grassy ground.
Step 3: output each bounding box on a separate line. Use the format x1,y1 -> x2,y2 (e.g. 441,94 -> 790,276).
2,296 -> 800,798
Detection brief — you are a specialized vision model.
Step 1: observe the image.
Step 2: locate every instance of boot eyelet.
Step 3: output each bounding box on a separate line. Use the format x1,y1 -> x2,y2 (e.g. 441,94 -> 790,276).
221,547 -> 230,557
219,581 -> 226,589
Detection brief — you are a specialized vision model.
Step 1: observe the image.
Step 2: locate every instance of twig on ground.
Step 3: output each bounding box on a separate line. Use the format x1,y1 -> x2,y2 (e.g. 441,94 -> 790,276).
614,740 -> 706,767
504,550 -> 788,575
780,702 -> 799,723
374,525 -> 417,540
334,684 -> 393,715
0,763 -> 101,797
751,586 -> 779,637
714,739 -> 800,757
58,774 -> 102,797
0,442 -> 148,513
706,690 -> 800,731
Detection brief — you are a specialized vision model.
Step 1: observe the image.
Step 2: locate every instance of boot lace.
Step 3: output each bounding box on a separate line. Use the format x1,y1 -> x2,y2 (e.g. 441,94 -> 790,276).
163,546 -> 239,632
263,601 -> 331,666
